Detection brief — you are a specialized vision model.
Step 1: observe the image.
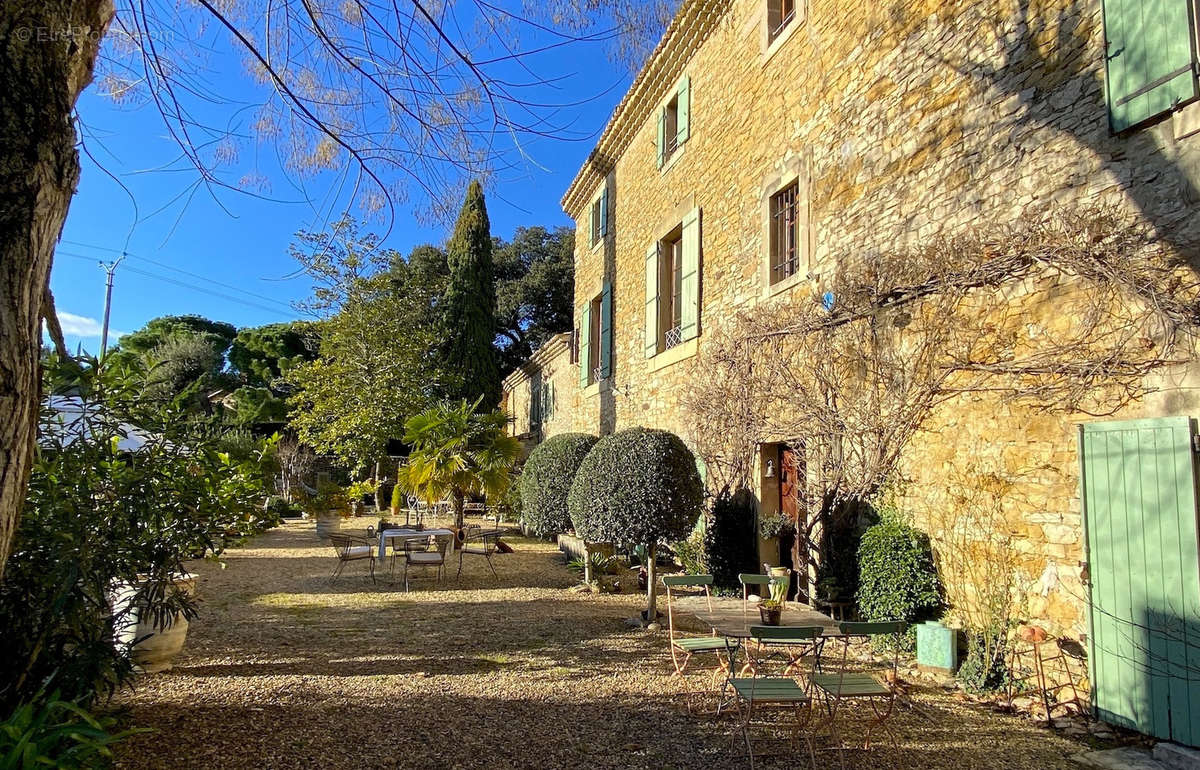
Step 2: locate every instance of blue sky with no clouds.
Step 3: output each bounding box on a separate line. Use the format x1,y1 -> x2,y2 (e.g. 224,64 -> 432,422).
51,7 -> 633,352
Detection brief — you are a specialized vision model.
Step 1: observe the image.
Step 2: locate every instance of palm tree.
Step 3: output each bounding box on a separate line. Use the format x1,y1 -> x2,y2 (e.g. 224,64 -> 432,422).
399,398 -> 521,529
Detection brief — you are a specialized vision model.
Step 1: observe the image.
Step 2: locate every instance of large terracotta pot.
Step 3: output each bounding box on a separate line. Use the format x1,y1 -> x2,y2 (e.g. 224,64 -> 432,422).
111,574 -> 196,673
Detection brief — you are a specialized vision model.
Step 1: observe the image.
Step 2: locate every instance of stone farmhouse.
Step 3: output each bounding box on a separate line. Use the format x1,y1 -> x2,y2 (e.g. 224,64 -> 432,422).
506,0 -> 1200,742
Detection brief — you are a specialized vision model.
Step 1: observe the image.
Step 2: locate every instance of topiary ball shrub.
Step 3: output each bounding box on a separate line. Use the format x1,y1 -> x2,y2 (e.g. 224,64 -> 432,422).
567,427 -> 703,549
518,433 -> 598,538
856,519 -> 943,646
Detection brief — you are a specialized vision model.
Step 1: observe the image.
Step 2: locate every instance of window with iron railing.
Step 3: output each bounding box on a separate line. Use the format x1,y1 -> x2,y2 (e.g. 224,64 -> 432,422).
767,0 -> 796,44
587,294 -> 602,384
663,95 -> 680,164
590,198 -> 603,246
769,180 -> 800,285
660,227 -> 685,350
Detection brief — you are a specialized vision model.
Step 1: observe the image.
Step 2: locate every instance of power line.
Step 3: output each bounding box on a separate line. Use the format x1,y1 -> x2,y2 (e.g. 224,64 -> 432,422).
55,250 -> 300,319
59,239 -> 299,313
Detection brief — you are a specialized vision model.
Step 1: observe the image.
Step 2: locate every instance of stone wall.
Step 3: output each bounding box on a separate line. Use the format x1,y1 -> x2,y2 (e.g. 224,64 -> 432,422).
565,0 -> 1200,637
502,333 -> 578,457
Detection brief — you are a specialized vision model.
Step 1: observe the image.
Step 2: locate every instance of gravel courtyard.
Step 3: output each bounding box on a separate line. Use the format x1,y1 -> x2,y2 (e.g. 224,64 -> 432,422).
111,521 -> 1092,769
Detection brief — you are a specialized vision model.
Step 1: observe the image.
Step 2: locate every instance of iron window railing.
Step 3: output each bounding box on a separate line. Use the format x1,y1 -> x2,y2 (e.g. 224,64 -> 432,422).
664,325 -> 683,351
770,182 -> 799,284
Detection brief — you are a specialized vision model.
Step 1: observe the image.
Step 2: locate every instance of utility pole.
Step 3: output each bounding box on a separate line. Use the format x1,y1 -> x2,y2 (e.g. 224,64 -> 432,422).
98,254 -> 125,358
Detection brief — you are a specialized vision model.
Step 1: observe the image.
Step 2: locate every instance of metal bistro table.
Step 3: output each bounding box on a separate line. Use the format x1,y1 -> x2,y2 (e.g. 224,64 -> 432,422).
376,527 -> 455,561
679,596 -> 842,683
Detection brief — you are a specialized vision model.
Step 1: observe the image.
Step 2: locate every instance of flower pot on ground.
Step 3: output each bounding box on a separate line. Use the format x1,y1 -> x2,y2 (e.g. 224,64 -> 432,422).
758,600 -> 782,626
111,574 -> 196,674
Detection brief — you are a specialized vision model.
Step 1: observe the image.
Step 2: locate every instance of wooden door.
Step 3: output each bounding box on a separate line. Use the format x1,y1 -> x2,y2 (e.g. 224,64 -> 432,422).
779,446 -> 801,520
1080,417 -> 1200,746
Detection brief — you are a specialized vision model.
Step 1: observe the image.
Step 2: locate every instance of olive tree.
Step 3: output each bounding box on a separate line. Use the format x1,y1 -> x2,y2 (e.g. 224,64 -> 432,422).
568,427 -> 703,619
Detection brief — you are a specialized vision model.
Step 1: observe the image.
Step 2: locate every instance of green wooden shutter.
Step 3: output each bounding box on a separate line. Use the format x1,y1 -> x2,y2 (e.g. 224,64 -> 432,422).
680,207 -> 701,341
644,242 -> 660,357
676,75 -> 691,146
579,305 -> 591,387
1103,0 -> 1198,132
599,280 -> 613,378
599,185 -> 609,237
656,108 -> 666,169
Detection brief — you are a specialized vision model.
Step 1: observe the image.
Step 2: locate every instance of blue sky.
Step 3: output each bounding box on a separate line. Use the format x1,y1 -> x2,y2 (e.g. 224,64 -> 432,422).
52,10 -> 631,352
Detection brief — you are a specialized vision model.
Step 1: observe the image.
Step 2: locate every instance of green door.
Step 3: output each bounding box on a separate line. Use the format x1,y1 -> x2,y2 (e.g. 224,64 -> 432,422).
1080,417 -> 1200,745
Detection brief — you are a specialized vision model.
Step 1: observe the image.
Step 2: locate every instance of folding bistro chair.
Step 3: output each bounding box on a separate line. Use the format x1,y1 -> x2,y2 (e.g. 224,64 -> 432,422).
810,621 -> 906,767
728,625 -> 821,770
662,575 -> 731,714
457,528 -> 500,579
328,533 -> 376,584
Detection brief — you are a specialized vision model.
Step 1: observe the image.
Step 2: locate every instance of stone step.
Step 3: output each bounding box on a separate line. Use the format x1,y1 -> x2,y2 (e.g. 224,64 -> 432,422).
1073,747 -> 1168,770
1154,743 -> 1200,770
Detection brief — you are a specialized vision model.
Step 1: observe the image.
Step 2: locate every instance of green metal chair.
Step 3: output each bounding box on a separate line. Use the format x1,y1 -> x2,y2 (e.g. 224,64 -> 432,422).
662,574 -> 731,713
728,625 -> 821,770
810,621 -> 906,767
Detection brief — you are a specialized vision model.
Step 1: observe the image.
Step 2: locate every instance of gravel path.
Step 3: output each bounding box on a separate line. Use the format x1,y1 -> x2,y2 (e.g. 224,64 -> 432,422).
112,521 -> 1090,769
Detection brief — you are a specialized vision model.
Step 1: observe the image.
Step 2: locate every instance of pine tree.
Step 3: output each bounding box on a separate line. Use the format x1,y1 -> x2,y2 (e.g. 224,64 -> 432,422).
441,180 -> 501,408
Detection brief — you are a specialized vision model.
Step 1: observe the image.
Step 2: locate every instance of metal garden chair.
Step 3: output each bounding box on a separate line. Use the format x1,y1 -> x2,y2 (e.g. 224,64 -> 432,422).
728,625 -> 821,770
402,534 -> 451,591
456,528 -> 500,579
328,533 -> 376,584
809,621 -> 906,767
662,574 -> 731,714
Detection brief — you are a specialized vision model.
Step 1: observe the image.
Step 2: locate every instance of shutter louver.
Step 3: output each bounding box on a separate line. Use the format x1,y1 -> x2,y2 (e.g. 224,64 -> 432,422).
656,108 -> 666,169
676,75 -> 691,147
599,185 -> 609,237
645,242 -> 660,357
599,280 -> 613,378
680,207 -> 701,341
579,305 -> 591,387
1103,0 -> 1198,132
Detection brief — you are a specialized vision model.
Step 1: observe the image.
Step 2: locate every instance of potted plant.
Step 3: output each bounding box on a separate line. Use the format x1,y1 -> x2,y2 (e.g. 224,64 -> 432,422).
344,480 -> 376,516
304,482 -> 349,539
758,599 -> 783,625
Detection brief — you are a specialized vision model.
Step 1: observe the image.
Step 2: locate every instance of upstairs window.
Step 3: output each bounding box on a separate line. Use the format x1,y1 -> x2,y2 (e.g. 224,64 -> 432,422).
579,283 -> 612,386
656,76 -> 691,169
1102,0 -> 1198,132
767,0 -> 797,43
589,185 -> 609,246
645,208 -> 701,357
769,180 -> 800,285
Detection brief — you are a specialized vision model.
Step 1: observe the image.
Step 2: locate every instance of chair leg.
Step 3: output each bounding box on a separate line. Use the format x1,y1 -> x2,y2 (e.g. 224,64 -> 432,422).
485,552 -> 497,578
330,559 -> 346,583
456,551 -> 464,580
369,557 -> 376,585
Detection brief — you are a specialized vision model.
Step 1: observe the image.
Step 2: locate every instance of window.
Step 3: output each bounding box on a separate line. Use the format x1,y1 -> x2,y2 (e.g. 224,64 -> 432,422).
767,0 -> 797,43
769,180 -> 800,285
579,282 -> 613,387
1102,0 -> 1198,132
589,185 -> 609,246
587,294 -> 601,382
656,76 -> 690,168
660,226 -> 685,350
644,208 -> 701,357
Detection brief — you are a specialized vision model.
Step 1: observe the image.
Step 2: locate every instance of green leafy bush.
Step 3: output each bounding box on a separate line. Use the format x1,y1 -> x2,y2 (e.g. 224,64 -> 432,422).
568,427 -> 703,617
856,519 -> 942,641
759,512 -> 794,539
568,427 -> 703,548
705,489 -> 759,592
518,433 -> 598,537
671,524 -> 706,575
391,481 -> 406,510
0,698 -> 146,768
0,356 -> 278,710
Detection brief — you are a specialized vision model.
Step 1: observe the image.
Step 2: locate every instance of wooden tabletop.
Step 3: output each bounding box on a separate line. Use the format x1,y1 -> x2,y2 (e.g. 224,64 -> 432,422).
676,596 -> 840,638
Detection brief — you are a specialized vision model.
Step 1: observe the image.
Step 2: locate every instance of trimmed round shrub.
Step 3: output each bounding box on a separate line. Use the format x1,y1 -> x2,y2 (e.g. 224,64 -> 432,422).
567,427 -> 703,548
856,519 -> 942,628
518,433 -> 598,537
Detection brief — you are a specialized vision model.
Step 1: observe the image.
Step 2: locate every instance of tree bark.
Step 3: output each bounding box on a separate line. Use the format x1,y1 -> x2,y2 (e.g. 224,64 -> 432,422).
644,544 -> 658,621
0,1 -> 113,581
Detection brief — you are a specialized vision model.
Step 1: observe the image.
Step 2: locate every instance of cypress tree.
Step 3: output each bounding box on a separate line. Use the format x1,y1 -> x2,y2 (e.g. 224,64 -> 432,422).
441,180 -> 501,408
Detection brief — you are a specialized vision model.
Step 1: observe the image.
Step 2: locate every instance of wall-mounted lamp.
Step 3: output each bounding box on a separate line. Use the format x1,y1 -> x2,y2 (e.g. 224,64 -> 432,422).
764,459 -> 776,478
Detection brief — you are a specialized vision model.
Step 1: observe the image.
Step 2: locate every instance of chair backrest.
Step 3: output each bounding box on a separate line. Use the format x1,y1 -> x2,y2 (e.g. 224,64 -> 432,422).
738,573 -> 771,620
329,533 -> 357,557
661,574 -> 714,640
747,625 -> 823,688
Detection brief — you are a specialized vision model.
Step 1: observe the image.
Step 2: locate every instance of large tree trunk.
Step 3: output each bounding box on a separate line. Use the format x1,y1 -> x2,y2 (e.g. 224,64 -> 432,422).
0,1 -> 113,581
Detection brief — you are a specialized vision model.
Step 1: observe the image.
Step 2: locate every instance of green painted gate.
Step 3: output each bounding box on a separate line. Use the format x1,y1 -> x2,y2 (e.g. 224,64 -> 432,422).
1080,417 -> 1200,745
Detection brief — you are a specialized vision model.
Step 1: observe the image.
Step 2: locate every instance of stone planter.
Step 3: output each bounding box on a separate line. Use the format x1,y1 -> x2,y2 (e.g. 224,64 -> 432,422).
315,511 -> 341,539
111,574 -> 196,674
